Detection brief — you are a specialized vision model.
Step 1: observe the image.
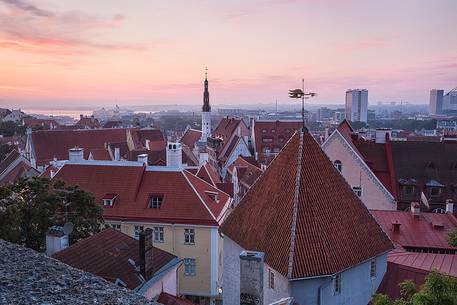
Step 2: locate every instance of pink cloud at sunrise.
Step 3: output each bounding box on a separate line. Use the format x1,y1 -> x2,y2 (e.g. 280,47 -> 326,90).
0,0 -> 456,108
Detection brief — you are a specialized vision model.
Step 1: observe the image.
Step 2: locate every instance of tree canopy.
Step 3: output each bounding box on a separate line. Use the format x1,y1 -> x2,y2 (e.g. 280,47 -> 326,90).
0,177 -> 104,251
372,270 -> 457,305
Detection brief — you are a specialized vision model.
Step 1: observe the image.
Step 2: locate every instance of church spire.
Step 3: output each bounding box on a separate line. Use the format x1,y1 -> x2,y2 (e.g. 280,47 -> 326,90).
203,67 -> 210,112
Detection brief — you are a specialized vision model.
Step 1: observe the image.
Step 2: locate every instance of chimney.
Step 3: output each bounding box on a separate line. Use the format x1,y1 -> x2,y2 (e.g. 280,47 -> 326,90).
137,153 -> 148,165
50,169 -> 56,179
324,127 -> 330,140
166,141 -> 182,168
199,152 -> 209,166
46,226 -> 69,256
145,139 -> 150,150
114,147 -> 120,161
375,128 -> 392,144
411,202 -> 420,218
391,221 -> 401,233
68,147 -> 84,162
80,114 -> 83,120
139,228 -> 153,280
240,251 -> 264,305
446,199 -> 454,214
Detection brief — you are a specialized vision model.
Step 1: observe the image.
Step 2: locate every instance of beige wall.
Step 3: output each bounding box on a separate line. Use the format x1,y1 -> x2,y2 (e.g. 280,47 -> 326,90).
109,221 -> 219,297
323,134 -> 396,210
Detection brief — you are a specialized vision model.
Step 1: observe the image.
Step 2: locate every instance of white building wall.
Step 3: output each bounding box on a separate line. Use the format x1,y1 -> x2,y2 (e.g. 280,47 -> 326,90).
322,133 -> 396,210
142,265 -> 179,300
202,111 -> 211,141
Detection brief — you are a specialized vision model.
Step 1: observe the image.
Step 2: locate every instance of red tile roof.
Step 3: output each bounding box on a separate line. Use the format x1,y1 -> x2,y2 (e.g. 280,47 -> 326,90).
157,292 -> 196,305
212,117 -> 246,141
221,130 -> 393,279
31,128 -> 131,166
370,210 -> 457,251
377,250 -> 457,299
88,149 -> 112,161
253,120 -> 302,165
75,116 -> 101,128
0,150 -> 38,185
180,129 -> 202,150
53,164 -> 231,226
52,228 -> 177,290
23,118 -> 60,129
226,156 -> 262,188
196,162 -> 221,187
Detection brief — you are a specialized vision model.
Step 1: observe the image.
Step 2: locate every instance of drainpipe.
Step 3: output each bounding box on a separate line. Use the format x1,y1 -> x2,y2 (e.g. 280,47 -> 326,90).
317,276 -> 333,305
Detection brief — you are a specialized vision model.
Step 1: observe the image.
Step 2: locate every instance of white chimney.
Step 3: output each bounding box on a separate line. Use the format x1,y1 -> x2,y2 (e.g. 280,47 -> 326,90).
137,153 -> 148,165
145,139 -> 150,150
68,147 -> 84,162
446,199 -> 454,214
114,147 -> 120,161
375,128 -> 392,144
166,142 -> 182,168
46,226 -> 69,256
411,202 -> 420,217
199,152 -> 209,166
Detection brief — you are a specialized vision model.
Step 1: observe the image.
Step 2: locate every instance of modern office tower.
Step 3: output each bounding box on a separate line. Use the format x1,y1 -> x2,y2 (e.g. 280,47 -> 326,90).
429,89 -> 444,114
345,89 -> 368,122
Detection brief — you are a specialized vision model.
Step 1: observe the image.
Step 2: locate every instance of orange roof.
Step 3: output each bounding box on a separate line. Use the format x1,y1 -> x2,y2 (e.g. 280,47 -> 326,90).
53,163 -> 231,226
180,129 -> 202,150
221,129 -> 393,279
196,162 -> 221,187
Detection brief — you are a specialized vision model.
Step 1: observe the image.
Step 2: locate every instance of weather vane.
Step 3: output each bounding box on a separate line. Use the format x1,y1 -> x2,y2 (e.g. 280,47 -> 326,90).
288,79 -> 317,130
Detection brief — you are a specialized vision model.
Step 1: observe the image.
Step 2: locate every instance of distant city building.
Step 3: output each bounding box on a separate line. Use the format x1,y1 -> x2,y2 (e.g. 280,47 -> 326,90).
429,89 -> 444,114
443,87 -> 457,112
345,89 -> 368,122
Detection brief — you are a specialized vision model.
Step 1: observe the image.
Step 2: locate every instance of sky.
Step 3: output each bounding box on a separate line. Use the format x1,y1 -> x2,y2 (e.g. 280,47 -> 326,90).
0,0 -> 456,109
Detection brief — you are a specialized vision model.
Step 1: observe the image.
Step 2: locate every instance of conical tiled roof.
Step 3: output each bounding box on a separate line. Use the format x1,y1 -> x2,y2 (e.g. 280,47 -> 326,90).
220,129 -> 393,279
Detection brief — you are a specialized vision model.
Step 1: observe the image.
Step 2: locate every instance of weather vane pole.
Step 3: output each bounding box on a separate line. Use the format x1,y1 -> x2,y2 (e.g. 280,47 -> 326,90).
288,79 -> 317,131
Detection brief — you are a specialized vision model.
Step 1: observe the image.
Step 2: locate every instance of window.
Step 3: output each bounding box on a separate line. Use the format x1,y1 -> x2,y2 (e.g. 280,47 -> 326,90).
333,273 -> 341,294
403,185 -> 414,195
184,228 -> 195,244
268,269 -> 275,290
370,260 -> 377,278
134,225 -> 144,240
184,258 -> 196,276
205,191 -> 219,203
149,195 -> 163,209
103,199 -> 114,207
262,137 -> 273,143
153,226 -> 164,243
262,129 -> 267,133
334,160 -> 342,172
352,186 -> 362,197
271,129 -> 276,133
111,223 -> 121,231
430,187 -> 441,197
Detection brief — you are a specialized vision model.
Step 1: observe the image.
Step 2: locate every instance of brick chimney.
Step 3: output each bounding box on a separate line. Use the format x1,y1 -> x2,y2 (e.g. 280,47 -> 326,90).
240,251 -> 264,305
145,139 -> 150,150
139,228 -> 154,280
411,202 -> 420,218
446,199 -> 454,214
68,147 -> 84,162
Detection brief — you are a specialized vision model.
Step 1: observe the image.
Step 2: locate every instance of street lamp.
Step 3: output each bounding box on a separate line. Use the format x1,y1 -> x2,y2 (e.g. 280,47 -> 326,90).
288,79 -> 317,130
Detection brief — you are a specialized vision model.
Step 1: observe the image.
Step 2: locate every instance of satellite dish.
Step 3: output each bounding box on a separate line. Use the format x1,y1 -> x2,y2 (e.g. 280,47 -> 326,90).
63,222 -> 74,235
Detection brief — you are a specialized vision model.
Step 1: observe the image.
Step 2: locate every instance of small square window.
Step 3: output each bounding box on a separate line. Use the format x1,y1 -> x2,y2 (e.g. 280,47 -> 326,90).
149,195 -> 163,208
370,260 -> 377,278
184,228 -> 195,245
352,186 -> 362,197
184,258 -> 196,276
430,187 -> 441,197
111,223 -> 121,231
333,273 -> 341,294
268,269 -> 275,290
334,160 -> 342,172
153,226 -> 164,243
103,199 -> 114,207
134,225 -> 144,240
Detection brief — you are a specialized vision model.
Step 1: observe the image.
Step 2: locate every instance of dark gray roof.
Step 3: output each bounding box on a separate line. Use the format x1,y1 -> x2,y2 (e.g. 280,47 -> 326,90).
0,239 -> 159,305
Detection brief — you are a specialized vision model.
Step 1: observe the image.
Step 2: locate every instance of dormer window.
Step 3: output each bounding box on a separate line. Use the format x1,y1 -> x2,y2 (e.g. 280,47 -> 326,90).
430,187 -> 441,198
352,186 -> 362,197
149,195 -> 164,208
102,194 -> 117,207
403,185 -> 414,195
205,191 -> 219,203
333,160 -> 342,172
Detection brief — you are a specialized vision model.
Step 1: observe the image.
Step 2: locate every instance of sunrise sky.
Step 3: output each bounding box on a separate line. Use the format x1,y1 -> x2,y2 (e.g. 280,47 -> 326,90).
1,0 -> 456,108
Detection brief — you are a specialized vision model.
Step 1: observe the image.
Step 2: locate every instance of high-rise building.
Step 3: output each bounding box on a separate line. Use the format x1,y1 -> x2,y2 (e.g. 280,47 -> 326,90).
429,89 -> 444,114
345,89 -> 368,122
201,68 -> 211,142
443,87 -> 457,113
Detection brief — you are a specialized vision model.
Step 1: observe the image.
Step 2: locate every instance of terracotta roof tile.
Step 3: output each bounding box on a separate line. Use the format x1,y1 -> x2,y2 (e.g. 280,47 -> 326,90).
221,130 -> 393,278
180,129 -> 202,150
52,229 -> 177,289
157,292 -> 196,305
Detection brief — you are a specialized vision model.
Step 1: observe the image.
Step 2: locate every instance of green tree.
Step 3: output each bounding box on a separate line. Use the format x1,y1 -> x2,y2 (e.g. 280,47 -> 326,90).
0,177 -> 104,251
372,270 -> 457,305
448,229 -> 457,247
0,121 -> 26,137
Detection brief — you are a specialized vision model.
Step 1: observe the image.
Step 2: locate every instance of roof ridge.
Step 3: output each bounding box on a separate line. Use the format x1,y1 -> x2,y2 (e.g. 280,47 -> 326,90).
287,130 -> 304,278
181,170 -> 216,220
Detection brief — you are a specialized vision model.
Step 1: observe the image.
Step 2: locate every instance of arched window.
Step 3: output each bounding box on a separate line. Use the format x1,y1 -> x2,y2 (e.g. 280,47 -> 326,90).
334,160 -> 342,172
